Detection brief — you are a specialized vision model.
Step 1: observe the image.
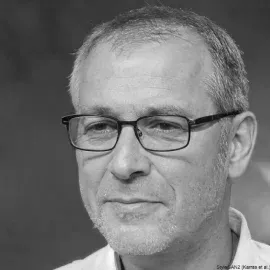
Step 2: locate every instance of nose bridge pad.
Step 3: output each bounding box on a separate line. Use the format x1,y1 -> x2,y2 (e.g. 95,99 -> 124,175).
136,127 -> 143,138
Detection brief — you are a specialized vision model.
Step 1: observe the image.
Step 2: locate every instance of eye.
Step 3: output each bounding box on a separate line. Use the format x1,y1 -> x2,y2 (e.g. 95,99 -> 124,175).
154,122 -> 179,130
148,121 -> 184,132
84,121 -> 117,134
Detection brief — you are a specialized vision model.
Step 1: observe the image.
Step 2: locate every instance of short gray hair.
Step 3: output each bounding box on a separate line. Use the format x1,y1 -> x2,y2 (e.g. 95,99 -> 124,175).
69,6 -> 249,113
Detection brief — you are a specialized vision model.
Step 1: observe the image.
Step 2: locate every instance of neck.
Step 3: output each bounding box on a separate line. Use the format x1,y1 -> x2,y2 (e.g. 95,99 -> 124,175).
119,209 -> 234,270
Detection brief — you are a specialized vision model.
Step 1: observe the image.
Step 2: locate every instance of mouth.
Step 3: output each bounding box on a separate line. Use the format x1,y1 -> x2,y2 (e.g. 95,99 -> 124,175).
104,198 -> 162,218
106,198 -> 160,204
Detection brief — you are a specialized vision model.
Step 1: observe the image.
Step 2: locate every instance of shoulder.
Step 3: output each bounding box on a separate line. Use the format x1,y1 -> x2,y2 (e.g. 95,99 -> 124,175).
229,207 -> 270,265
54,245 -> 115,270
252,239 -> 270,264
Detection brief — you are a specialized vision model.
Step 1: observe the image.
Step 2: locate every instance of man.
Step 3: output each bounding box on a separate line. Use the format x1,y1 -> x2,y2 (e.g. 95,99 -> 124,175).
57,6 -> 270,270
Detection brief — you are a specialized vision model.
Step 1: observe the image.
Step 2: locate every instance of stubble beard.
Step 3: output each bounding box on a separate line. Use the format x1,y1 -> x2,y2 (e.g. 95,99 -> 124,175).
87,201 -> 180,255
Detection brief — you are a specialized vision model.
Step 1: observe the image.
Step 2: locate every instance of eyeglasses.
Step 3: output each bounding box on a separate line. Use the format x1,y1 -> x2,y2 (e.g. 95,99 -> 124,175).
61,111 -> 240,152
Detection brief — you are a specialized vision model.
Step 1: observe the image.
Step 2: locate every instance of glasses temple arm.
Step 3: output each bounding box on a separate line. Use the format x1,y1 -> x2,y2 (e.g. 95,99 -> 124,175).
189,111 -> 241,127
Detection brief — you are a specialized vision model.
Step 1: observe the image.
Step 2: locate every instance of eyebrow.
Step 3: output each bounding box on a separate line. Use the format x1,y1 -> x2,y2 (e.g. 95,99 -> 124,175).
79,104 -> 196,119
79,105 -> 118,117
143,105 -> 196,118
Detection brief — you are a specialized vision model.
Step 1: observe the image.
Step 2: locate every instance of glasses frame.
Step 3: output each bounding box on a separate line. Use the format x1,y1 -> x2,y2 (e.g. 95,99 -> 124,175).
61,111 -> 241,152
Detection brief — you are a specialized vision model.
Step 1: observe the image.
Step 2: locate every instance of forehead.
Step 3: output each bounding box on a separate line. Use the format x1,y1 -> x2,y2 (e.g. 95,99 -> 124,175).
78,32 -> 215,117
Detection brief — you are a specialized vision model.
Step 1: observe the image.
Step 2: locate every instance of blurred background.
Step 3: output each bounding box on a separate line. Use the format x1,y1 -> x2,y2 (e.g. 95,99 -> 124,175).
1,0 -> 270,269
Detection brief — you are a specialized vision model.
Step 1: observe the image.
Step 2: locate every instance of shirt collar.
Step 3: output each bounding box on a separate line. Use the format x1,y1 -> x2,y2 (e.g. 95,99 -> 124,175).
114,251 -> 122,270
229,207 -> 258,265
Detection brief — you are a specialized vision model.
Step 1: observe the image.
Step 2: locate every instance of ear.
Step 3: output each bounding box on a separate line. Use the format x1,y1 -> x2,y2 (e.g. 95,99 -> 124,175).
228,111 -> 258,181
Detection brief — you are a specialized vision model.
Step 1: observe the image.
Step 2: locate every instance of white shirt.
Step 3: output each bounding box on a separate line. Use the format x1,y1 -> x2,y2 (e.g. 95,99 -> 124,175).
55,208 -> 270,270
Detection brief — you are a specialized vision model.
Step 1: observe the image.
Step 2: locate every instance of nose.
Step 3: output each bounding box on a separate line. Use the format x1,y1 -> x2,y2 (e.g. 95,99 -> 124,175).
108,126 -> 151,181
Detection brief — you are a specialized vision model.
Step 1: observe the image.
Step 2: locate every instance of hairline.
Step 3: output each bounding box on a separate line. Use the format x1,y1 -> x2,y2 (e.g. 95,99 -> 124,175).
69,7 -> 249,115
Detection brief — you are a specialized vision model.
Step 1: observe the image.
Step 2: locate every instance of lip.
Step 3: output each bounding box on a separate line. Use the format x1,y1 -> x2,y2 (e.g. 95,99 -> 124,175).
105,198 -> 160,204
105,200 -> 162,219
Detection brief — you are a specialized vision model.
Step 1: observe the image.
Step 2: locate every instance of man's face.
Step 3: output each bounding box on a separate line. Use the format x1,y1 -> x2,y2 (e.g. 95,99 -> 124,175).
75,35 -> 230,255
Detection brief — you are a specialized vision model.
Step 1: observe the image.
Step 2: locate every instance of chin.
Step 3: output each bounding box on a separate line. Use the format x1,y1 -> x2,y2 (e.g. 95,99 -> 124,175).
88,203 -> 192,255
97,218 -> 178,255
109,230 -> 172,255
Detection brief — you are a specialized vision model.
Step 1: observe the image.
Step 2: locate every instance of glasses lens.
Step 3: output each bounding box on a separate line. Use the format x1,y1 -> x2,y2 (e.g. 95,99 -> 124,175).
138,116 -> 189,151
69,116 -> 118,151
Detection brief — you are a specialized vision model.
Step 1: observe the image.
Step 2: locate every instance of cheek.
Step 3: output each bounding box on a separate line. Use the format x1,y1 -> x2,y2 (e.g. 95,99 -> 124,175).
156,147 -> 226,227
76,151 -> 109,211
163,159 -> 212,207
